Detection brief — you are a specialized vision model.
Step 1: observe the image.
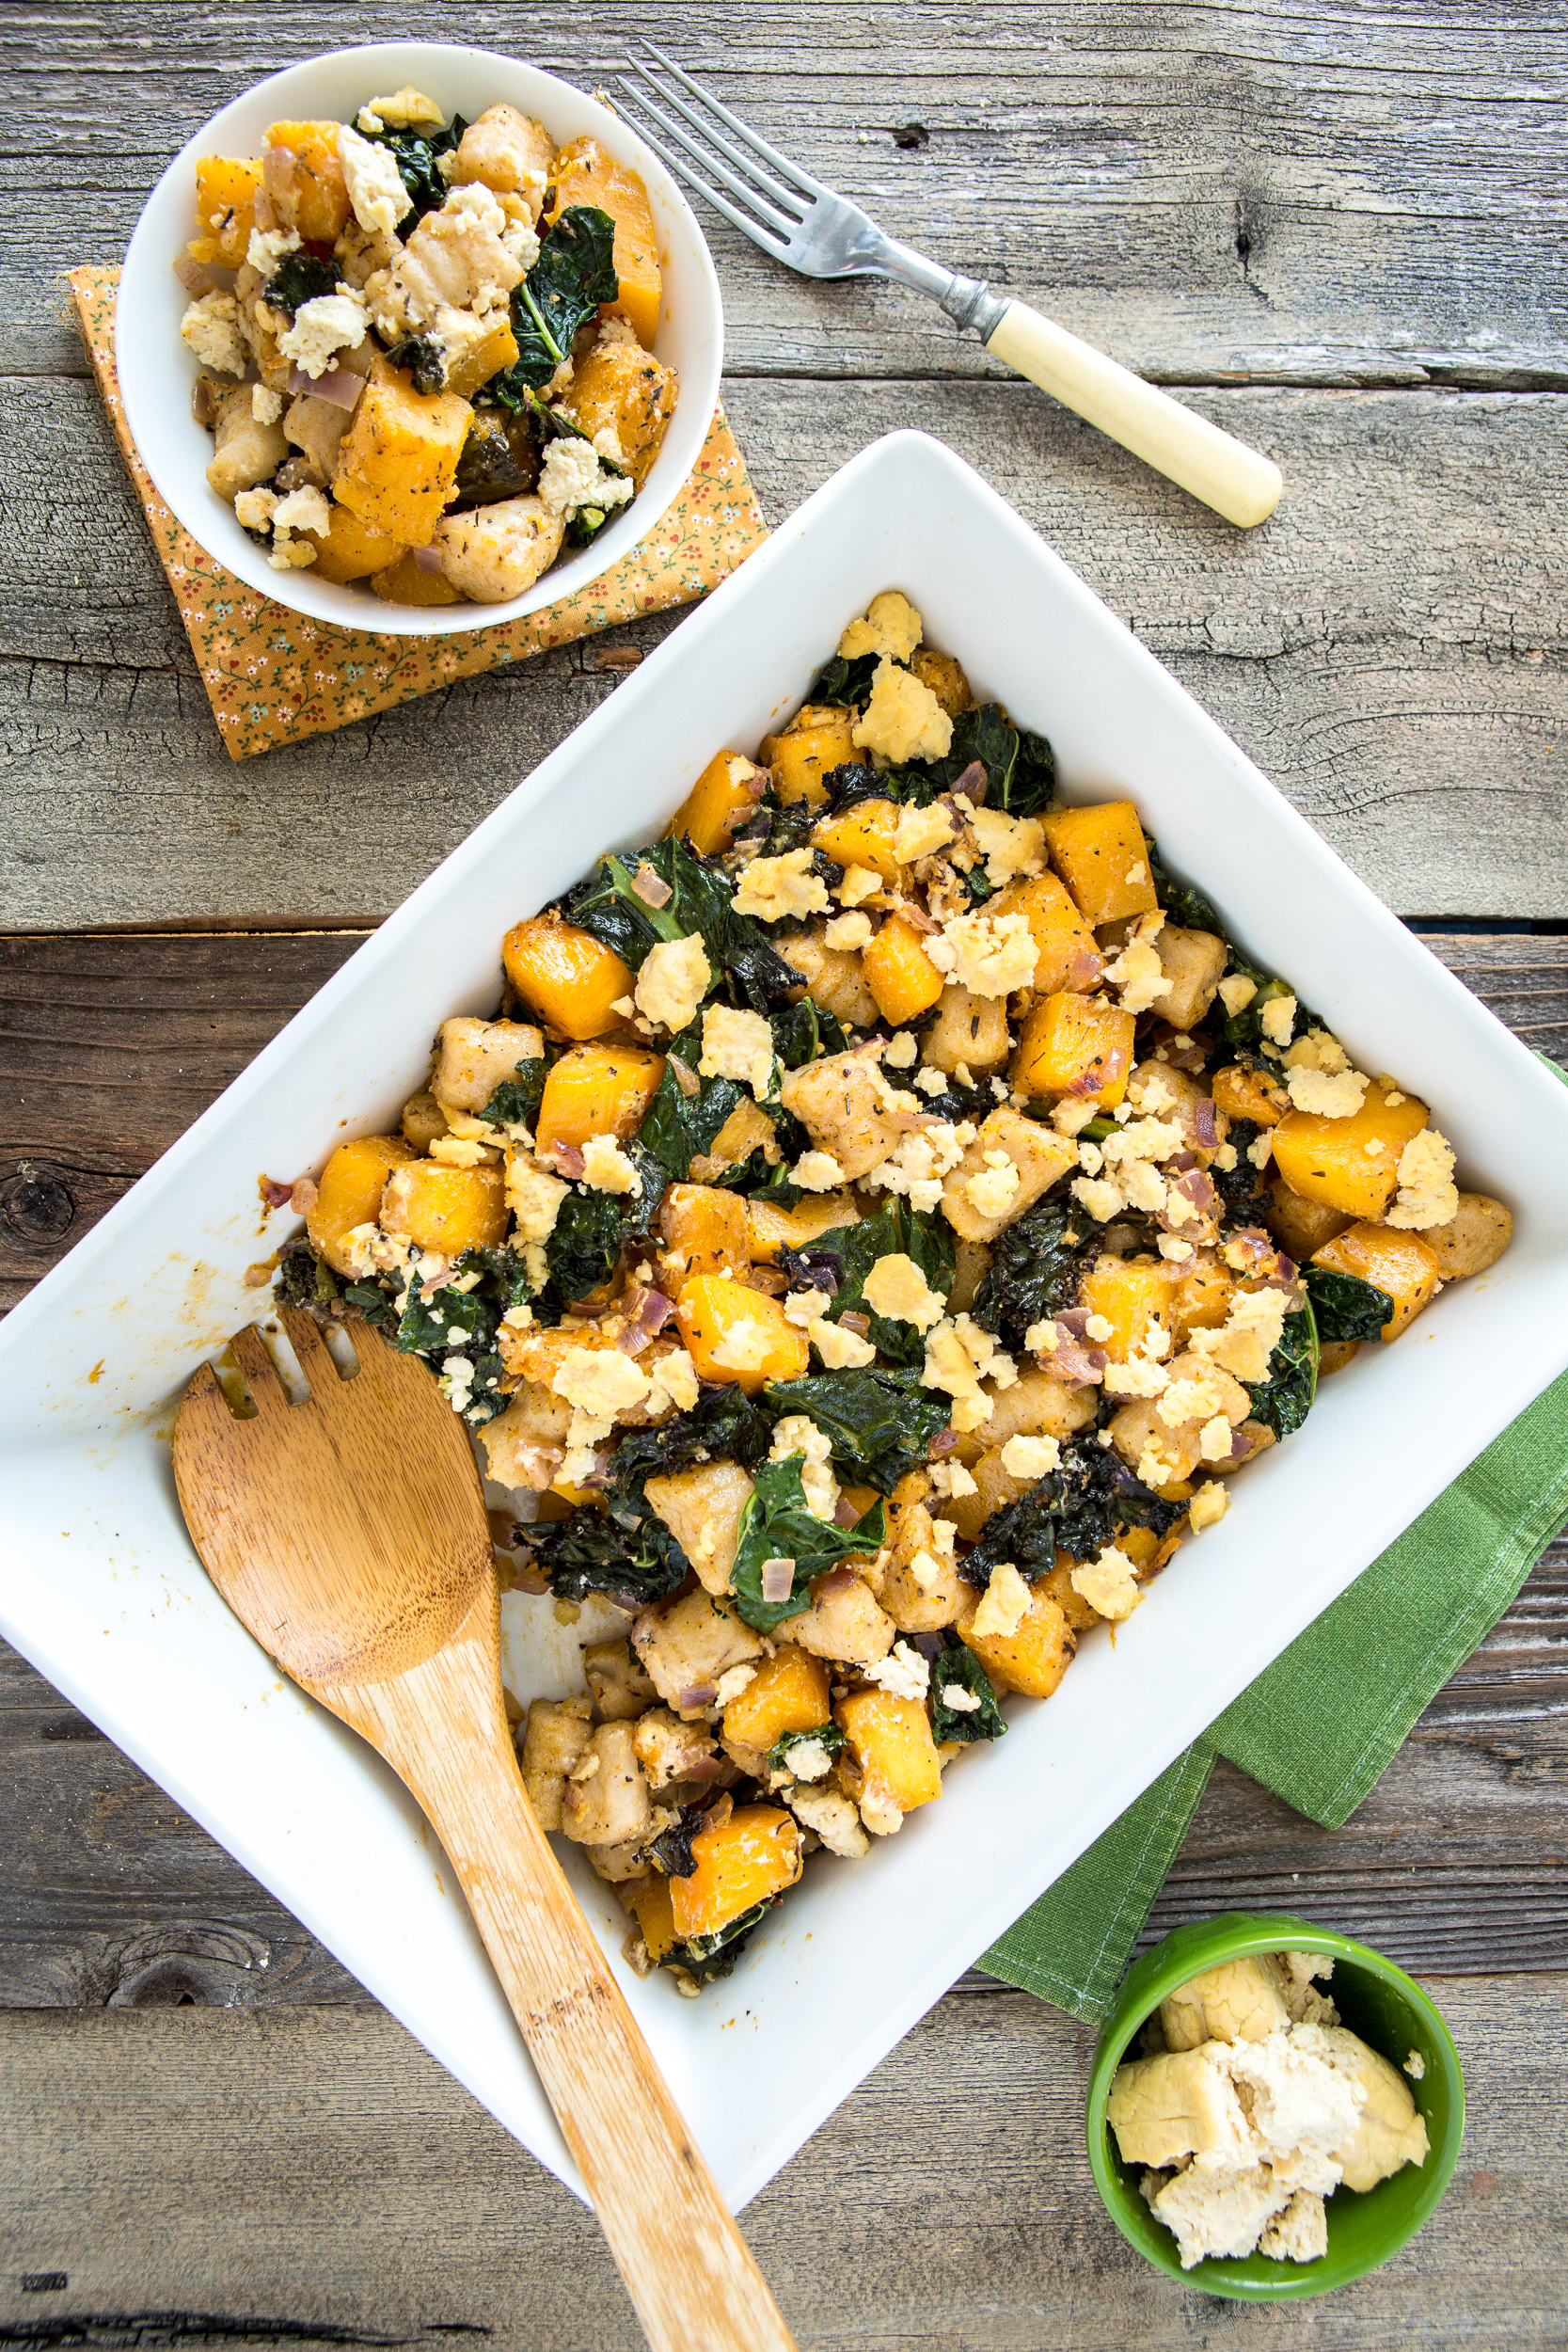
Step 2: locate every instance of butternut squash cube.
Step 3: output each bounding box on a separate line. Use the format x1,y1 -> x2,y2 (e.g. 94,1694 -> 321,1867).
1310,1223 -> 1443,1340
1168,1250 -> 1236,1347
380,1159 -> 508,1255
748,1190 -> 860,1263
333,358 -> 472,548
936,1445 -> 1025,1543
669,751 -> 766,856
722,1645 -> 832,1753
811,798 -> 902,884
442,315 -> 519,402
911,647 -> 971,716
1271,1082 -> 1430,1221
669,1804 -> 802,1942
1041,802 -> 1158,926
760,706 -> 856,805
1080,1255 -> 1184,1361
1212,1062 -> 1291,1127
535,1042 -> 665,1160
957,1581 -> 1075,1699
308,1134 -> 414,1275
676,1274 -> 809,1393
263,119 -> 351,243
371,550 -> 464,607
658,1183 -> 752,1298
625,1873 -> 679,1963
863,914 -> 945,1026
192,154 -> 262,266
1011,992 -> 1136,1106
989,872 -> 1104,995
502,913 -> 636,1041
1266,1183 -> 1352,1264
301,501 -> 405,585
546,135 -> 663,348
835,1690 -> 942,1815
565,336 -> 677,489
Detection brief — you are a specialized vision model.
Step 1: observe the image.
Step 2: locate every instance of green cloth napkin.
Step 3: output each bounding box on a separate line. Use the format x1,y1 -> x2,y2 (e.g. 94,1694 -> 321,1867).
983,1057 -> 1568,2023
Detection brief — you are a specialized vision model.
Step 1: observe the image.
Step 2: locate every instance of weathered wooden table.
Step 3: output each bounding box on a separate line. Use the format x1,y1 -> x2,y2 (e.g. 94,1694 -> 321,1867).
3,6 -> 1565,2344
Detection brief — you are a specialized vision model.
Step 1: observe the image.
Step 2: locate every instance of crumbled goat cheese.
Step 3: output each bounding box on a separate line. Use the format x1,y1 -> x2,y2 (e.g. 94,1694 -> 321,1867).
787,1780 -> 870,1856
635,932 -> 711,1034
969,805 -> 1046,885
837,589 -> 922,665
777,1735 -> 834,1782
940,1680 -> 981,1713
246,225 -> 302,275
233,485 -> 278,532
1217,973 -> 1258,1017
1000,1433 -> 1061,1479
649,1350 -> 701,1413
783,1287 -> 834,1327
427,1134 -> 497,1168
712,1663 -> 757,1708
791,1151 -> 847,1192
272,485 -> 332,538
824,910 -> 874,950
1259,993 -> 1297,1046
923,908 -> 1037,999
699,1004 -> 777,1098
279,291 -> 369,379
507,1155 -> 568,1239
809,1316 -> 878,1369
1072,1544 -> 1143,1621
1385,1126 -> 1459,1230
836,864 -> 883,907
865,1120 -> 974,1216
893,801 -> 957,862
929,1459 -> 979,1500
552,1345 -> 650,1418
363,83 -> 444,128
732,849 -> 832,924
579,1135 -> 642,1195
859,1785 -> 905,1836
537,434 -> 634,519
970,1561 -> 1032,1641
914,1065 -> 949,1097
1158,1368 -> 1232,1428
251,384 -> 284,425
864,1639 -> 931,1702
1286,1065 -> 1369,1118
1247,1129 -> 1275,1171
1403,2050 -> 1426,2081
921,1312 -> 1013,1428
851,657 -> 953,765
338,121 -> 415,238
863,1251 -> 947,1329
1199,1413 -> 1235,1461
1191,1287 -> 1289,1384
1072,1175 -> 1126,1223
1187,1480 -> 1231,1532
181,290 -> 246,375
769,1415 -> 841,1521
965,1151 -> 1022,1222
1023,1318 -> 1058,1354
1105,913 -> 1171,1015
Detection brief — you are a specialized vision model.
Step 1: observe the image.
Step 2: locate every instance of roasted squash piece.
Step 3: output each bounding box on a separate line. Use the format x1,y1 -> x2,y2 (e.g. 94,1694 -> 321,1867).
263,119 -> 352,242
958,1581 -> 1075,1699
863,914 -> 945,1026
722,1645 -> 832,1754
669,751 -> 766,856
1011,991 -> 1136,1106
676,1273 -> 809,1393
1271,1082 -> 1430,1221
669,1804 -> 803,1941
308,1134 -> 415,1274
545,135 -> 662,347
191,154 -> 263,267
625,1873 -> 679,1963
380,1159 -> 508,1255
333,358 -> 472,548
1310,1223 -> 1443,1340
371,550 -> 465,606
748,1189 -> 861,1263
658,1183 -> 752,1297
1212,1062 -> 1291,1127
1079,1256 -> 1184,1362
442,315 -> 519,402
502,913 -> 635,1041
535,1041 -> 665,1158
989,872 -> 1104,995
1040,802 -> 1158,926
565,337 -> 677,489
301,501 -> 405,585
835,1690 -> 942,1815
1265,1182 -> 1352,1263
759,706 -> 856,805
810,798 -> 902,884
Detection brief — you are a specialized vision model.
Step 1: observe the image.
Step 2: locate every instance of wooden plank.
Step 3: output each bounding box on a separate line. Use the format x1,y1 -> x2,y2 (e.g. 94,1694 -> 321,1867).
2,378 -> 1565,925
1,1976 -> 1563,2349
3,4 -> 1565,388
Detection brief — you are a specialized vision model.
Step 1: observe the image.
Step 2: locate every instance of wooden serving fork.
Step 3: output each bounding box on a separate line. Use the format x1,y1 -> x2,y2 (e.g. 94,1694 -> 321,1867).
173,1306 -> 796,2352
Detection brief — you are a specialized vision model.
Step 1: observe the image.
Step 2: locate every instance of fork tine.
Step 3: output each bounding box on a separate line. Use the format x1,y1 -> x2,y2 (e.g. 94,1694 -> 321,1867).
616,77 -> 801,242
230,1323 -> 284,1408
614,87 -> 792,258
279,1306 -> 336,1382
623,59 -> 808,221
632,40 -> 823,201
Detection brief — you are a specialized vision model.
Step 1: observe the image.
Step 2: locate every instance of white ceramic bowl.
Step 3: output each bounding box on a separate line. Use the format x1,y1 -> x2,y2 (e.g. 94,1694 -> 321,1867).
117,40 -> 723,635
3,433 -> 1566,2212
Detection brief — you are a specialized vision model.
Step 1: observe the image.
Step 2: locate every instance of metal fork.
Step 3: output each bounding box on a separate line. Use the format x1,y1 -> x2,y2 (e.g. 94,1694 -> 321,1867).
618,43 -> 1282,530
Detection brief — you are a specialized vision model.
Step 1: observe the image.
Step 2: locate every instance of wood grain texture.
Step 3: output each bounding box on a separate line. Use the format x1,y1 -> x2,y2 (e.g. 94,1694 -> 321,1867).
3,1976 -> 1565,2349
2,378 -> 1565,925
2,1 -> 1563,389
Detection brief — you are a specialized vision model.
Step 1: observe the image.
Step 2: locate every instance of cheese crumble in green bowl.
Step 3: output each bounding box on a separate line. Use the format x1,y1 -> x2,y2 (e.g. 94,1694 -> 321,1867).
1085,1912 -> 1465,2299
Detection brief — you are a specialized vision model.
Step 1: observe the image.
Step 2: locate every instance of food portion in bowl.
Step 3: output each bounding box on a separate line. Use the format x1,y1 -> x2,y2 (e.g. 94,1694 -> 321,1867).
1106,1949 -> 1431,2269
175,81 -> 676,605
272,589 -> 1512,1994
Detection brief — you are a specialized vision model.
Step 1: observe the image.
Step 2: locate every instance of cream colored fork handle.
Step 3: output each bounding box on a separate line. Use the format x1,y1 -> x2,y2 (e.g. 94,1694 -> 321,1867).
325,1608 -> 797,2352
985,299 -> 1283,529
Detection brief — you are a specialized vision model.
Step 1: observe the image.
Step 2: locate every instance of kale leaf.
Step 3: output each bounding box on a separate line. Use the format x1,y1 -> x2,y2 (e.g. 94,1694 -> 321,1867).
1220,965 -> 1319,1054
1243,1305 -> 1320,1438
820,761 -> 890,816
642,1802 -> 709,1880
761,1367 -> 952,1494
261,253 -> 339,316
807,650 -> 884,709
384,333 -> 447,394
802,1201 -> 955,1369
275,1237 -> 341,1318
1212,1118 -> 1272,1216
1147,838 -> 1226,938
388,1245 -> 536,1424
892,704 -> 1057,818
605,1385 -> 774,1527
1304,1266 -> 1393,1343
960,1435 -> 1182,1587
523,1509 -> 688,1609
672,1898 -> 776,1982
562,835 -> 799,1014
729,1457 -> 887,1633
772,994 -> 850,1067
636,1024 -> 748,1186
736,789 -> 817,858
544,1143 -> 663,1306
358,112 -> 466,219
973,1194 -> 1102,1350
927,1637 -> 1007,1745
489,206 -> 619,397
477,1057 -> 547,1130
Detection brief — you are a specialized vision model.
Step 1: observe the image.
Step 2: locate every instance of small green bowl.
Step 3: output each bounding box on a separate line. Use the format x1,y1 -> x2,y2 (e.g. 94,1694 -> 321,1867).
1085,1912 -> 1465,2299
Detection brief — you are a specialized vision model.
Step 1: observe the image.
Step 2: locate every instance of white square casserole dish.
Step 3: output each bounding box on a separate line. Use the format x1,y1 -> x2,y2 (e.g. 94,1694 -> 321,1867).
3,431 -> 1565,2210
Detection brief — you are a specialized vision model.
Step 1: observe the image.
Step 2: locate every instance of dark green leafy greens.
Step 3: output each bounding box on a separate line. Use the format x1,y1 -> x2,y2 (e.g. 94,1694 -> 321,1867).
478,1057 -> 547,1131
487,206 -> 619,398
960,1435 -> 1183,1588
973,1195 -> 1102,1351
887,704 -> 1056,818
261,253 -> 339,316
807,649 -> 886,709
672,1899 -> 776,1983
1304,1267 -> 1393,1343
605,1386 -> 774,1525
729,1457 -> 887,1633
358,112 -> 466,220
1147,839 -> 1225,939
523,1509 -> 688,1609
636,1024 -> 747,1186
1212,1118 -> 1272,1216
562,835 -> 800,1014
544,1142 -> 663,1305
799,1201 -> 955,1370
762,1367 -> 953,1494
275,1236 -> 341,1317
385,1245 -> 535,1424
1219,966 -> 1318,1054
927,1638 -> 1007,1745
1243,1305 -> 1320,1438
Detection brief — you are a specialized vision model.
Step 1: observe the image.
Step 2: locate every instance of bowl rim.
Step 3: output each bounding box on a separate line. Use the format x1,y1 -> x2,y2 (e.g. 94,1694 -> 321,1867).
115,37 -> 723,638
1085,1910 -> 1467,2300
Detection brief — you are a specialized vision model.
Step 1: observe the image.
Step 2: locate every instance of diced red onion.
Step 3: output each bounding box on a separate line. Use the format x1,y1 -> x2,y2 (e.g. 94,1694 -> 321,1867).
290,1177 -> 318,1216
671,1058 -> 701,1101
760,1556 -> 796,1604
912,1630 -> 946,1659
413,547 -> 444,576
487,1510 -> 518,1548
175,253 -> 215,297
929,1428 -> 959,1454
950,760 -> 989,805
547,1141 -> 586,1179
1193,1097 -> 1219,1149
832,1499 -> 862,1530
682,1754 -> 724,1782
839,1311 -> 871,1337
286,363 -> 366,410
816,1565 -> 856,1597
260,1176 -> 293,1209
677,1681 -> 719,1710
262,145 -> 298,198
632,863 -> 673,909
513,1565 -> 550,1596
616,1286 -> 674,1354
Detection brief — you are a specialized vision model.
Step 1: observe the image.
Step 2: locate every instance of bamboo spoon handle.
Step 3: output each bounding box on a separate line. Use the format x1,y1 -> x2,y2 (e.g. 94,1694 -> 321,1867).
330,1615 -> 797,2352
983,298 -> 1283,529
